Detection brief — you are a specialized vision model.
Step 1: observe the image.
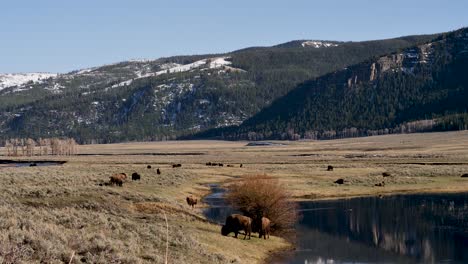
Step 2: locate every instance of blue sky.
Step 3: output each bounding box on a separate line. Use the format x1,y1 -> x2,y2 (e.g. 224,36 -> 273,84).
1,0 -> 467,73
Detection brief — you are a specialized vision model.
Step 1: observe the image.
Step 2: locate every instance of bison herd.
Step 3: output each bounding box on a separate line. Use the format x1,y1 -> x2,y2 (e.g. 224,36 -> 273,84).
206,162 -> 243,168
221,214 -> 271,240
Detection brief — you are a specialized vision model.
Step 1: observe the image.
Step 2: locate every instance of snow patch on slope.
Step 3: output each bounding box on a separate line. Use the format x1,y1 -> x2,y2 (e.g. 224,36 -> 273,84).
110,57 -> 234,89
0,73 -> 57,90
301,41 -> 339,48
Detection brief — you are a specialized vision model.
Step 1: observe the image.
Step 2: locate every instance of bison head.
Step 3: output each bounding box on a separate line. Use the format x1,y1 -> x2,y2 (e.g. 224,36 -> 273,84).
221,225 -> 230,236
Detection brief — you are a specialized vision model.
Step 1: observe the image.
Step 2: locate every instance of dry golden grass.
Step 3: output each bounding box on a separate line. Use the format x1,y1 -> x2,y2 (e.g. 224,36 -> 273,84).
1,131 -> 468,263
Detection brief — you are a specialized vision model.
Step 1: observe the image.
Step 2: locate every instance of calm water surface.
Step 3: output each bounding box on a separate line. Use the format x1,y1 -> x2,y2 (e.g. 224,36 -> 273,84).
203,187 -> 468,264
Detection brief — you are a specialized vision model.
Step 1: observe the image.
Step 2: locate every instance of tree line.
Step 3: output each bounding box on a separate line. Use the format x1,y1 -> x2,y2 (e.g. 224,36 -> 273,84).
4,138 -> 78,156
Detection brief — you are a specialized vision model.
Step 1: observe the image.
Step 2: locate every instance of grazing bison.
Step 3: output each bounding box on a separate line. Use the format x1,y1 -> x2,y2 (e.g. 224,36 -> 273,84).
186,196 -> 197,208
253,217 -> 271,239
327,165 -> 334,171
461,174 -> 468,178
382,172 -> 391,177
147,165 -> 152,169
218,163 -> 224,167
221,214 -> 252,240
334,178 -> 344,184
206,162 -> 212,166
172,164 -> 182,168
227,165 -> 234,167
211,163 -> 218,166
157,168 -> 161,175
132,172 -> 141,181
109,173 -> 126,187
240,164 -> 243,168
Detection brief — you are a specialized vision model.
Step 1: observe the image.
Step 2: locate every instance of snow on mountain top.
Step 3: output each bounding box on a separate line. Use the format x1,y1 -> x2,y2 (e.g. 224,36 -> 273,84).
110,57 -> 233,89
301,41 -> 339,48
0,73 -> 57,91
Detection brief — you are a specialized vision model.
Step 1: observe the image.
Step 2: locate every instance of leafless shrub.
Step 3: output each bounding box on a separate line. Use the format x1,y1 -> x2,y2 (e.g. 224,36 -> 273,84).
226,174 -> 298,234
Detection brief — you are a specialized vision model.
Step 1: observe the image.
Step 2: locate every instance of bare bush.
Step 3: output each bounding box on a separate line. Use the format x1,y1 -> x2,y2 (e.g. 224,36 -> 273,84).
226,174 -> 298,234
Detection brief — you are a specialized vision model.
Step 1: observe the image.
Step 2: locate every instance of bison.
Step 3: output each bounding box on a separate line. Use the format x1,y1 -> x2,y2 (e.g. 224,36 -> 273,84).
147,165 -> 152,169
382,172 -> 391,177
157,168 -> 161,175
221,214 -> 252,240
206,162 -> 212,166
132,172 -> 141,181
218,163 -> 224,167
375,181 -> 385,187
227,164 -> 234,167
327,165 -> 334,171
461,174 -> 468,178
186,196 -> 197,208
240,164 -> 243,168
109,173 -> 126,187
253,217 -> 271,239
172,164 -> 182,168
334,178 -> 344,184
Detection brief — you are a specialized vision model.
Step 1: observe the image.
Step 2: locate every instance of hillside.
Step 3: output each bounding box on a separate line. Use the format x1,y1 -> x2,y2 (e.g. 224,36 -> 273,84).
0,34 -> 436,143
201,28 -> 468,140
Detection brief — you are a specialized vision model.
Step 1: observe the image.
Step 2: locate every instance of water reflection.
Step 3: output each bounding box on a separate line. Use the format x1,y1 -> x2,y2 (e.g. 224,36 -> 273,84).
289,193 -> 468,264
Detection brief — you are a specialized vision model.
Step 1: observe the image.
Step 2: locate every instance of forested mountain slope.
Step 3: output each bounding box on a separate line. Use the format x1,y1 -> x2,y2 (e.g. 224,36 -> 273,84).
0,33 -> 437,143
200,28 -> 468,140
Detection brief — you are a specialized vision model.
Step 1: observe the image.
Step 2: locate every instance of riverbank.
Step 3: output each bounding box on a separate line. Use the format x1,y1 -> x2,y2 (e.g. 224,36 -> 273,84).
1,131 -> 467,263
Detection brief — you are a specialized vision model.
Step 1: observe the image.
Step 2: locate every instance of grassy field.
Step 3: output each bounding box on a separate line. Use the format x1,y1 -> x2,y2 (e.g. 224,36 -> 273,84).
1,131 -> 468,263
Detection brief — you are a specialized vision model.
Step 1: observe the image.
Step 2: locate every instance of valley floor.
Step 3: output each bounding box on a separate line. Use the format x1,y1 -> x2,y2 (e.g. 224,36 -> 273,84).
1,131 -> 468,263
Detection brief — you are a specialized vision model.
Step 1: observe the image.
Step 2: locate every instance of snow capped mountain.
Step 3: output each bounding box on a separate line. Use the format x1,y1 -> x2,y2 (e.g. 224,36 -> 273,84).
0,73 -> 57,91
301,41 -> 339,48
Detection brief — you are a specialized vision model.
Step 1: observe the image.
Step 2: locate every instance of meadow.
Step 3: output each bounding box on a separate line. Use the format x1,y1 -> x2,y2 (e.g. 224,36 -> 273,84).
1,131 -> 468,263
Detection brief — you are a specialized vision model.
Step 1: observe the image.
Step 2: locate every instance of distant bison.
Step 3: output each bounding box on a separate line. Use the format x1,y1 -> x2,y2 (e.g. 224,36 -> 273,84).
240,164 -> 243,168
172,164 -> 182,168
253,217 -> 271,240
382,172 -> 391,177
375,181 -> 385,187
186,196 -> 197,208
461,174 -> 468,178
206,162 -> 212,166
334,178 -> 344,184
327,165 -> 334,171
221,214 -> 252,240
227,165 -> 234,167
132,172 -> 141,181
147,165 -> 152,169
218,163 -> 224,167
109,173 -> 126,187
157,168 -> 161,175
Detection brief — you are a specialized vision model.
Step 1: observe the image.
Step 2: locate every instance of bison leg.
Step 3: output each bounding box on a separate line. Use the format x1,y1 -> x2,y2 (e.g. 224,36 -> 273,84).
234,231 -> 238,238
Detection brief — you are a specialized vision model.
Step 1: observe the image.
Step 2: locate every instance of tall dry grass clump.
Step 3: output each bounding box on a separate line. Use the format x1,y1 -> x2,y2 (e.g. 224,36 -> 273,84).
226,174 -> 298,234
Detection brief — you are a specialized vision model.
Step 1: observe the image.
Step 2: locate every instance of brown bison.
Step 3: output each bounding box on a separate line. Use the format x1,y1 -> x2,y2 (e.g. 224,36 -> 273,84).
186,196 -> 197,208
147,165 -> 152,169
157,168 -> 161,175
206,162 -> 212,166
109,173 -> 126,186
221,214 -> 252,240
227,164 -> 234,167
132,172 -> 141,181
334,178 -> 344,184
253,217 -> 271,239
382,172 -> 391,177
172,164 -> 182,168
240,164 -> 243,168
461,174 -> 468,178
327,165 -> 334,171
